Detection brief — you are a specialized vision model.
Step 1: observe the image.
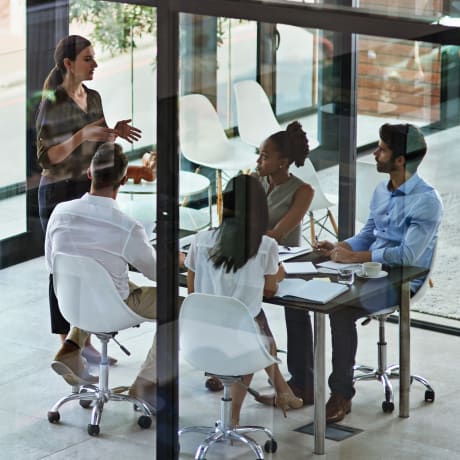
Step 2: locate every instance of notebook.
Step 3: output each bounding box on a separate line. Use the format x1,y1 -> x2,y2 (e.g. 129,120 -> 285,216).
276,278 -> 349,304
283,261 -> 318,275
278,246 -> 312,262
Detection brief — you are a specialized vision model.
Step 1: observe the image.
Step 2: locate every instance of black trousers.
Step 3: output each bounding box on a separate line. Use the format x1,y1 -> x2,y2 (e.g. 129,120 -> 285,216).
284,307 -> 314,391
39,175 -> 91,334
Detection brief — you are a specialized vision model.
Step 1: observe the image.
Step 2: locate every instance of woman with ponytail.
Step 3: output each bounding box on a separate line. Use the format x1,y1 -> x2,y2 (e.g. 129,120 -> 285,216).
36,35 -> 141,362
253,121 -> 315,406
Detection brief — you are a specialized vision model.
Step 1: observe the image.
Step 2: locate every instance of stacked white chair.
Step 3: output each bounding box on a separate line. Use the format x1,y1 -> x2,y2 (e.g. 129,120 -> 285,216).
179,93 -> 254,222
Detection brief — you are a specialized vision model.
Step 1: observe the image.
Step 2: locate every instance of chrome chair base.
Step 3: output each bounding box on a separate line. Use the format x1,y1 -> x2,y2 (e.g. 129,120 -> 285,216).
354,313 -> 435,412
179,376 -> 277,460
48,334 -> 154,436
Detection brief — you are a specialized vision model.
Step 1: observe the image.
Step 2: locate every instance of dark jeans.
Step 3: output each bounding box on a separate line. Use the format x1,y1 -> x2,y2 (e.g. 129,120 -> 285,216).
328,283 -> 400,399
39,175 -> 91,335
284,307 -> 314,391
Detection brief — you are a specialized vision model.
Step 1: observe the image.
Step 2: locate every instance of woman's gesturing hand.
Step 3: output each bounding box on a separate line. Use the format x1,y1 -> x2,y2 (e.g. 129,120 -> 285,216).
114,119 -> 142,143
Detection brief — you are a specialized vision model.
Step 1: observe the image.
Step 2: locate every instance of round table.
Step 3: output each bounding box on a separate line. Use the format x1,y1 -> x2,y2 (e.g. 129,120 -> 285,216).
119,171 -> 212,233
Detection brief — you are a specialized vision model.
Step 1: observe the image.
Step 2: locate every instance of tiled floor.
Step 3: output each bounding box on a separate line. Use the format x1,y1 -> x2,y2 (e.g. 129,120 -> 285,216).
1,256 -> 460,459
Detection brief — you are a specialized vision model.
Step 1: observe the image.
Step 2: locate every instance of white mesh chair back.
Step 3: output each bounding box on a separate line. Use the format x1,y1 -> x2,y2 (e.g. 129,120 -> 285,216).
179,293 -> 278,376
53,252 -> 152,333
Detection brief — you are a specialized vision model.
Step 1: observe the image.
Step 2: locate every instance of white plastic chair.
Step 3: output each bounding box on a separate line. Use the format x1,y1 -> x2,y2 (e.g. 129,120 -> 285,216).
295,158 -> 338,245
354,245 -> 437,412
178,293 -> 279,459
233,79 -> 319,149
179,94 -> 254,222
47,253 -> 155,436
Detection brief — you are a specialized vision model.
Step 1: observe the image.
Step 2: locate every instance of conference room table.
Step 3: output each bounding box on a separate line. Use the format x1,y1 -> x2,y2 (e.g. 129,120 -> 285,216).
265,250 -> 429,455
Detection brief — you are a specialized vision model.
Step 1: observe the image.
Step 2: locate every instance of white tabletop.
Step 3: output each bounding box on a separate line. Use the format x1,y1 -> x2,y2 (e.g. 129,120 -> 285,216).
120,170 -> 210,197
118,194 -> 210,232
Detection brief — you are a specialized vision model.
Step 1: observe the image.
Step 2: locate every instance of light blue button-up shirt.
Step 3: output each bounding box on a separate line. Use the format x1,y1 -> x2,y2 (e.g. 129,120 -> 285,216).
346,172 -> 443,292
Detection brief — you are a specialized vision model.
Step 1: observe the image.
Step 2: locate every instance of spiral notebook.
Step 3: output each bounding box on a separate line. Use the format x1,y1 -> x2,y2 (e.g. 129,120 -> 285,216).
276,278 -> 349,304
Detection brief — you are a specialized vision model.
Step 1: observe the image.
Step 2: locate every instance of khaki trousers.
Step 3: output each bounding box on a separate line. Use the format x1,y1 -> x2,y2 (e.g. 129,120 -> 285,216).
67,281 -> 158,382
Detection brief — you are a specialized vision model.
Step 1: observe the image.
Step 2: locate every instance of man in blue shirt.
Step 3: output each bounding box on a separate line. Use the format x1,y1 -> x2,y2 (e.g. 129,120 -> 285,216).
317,123 -> 443,423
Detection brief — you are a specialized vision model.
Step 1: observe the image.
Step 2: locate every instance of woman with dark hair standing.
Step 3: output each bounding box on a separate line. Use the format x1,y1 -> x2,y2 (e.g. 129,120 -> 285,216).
254,121 -> 315,405
185,175 -> 303,426
36,35 -> 141,361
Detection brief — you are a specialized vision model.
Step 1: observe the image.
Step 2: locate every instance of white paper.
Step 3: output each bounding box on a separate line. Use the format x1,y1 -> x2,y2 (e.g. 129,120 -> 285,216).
317,261 -> 361,272
278,247 -> 312,262
283,261 -> 318,275
276,278 -> 349,304
278,245 -> 311,254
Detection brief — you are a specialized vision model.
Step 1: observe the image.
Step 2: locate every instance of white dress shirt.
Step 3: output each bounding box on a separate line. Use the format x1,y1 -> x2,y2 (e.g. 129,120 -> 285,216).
45,193 -> 156,300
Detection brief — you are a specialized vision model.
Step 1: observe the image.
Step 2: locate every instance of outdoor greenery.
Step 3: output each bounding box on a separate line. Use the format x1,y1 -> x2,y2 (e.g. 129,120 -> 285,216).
69,1 -> 156,55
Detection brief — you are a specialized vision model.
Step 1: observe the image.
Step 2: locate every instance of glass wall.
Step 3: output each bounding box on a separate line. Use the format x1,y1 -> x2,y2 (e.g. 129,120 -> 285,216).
0,0 -> 26,239
69,1 -> 157,155
1,1 -> 459,458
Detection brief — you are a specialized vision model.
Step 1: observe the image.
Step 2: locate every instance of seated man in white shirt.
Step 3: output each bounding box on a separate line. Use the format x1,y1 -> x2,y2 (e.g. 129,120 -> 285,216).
46,142 -> 174,408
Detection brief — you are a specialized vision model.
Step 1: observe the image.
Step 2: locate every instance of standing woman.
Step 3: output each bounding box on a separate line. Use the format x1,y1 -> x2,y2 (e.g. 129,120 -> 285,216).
255,121 -> 315,405
185,175 -> 303,426
36,35 -> 142,359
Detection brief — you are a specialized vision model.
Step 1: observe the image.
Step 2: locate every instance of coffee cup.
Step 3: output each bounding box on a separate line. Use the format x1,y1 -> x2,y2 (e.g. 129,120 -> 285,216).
361,262 -> 382,278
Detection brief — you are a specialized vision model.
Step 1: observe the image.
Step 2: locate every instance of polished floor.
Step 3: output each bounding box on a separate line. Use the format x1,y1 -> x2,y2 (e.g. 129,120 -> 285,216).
1,256 -> 459,459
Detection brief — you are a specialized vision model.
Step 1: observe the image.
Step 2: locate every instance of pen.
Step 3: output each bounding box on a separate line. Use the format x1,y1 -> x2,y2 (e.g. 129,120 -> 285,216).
284,246 -> 291,251
314,235 -> 318,250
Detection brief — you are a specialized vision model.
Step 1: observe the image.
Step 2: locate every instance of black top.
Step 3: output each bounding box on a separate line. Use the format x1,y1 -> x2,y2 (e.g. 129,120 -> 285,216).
36,85 -> 105,180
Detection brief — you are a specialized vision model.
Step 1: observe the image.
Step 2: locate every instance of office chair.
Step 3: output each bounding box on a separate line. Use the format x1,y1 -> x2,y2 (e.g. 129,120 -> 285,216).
294,159 -> 338,245
178,293 -> 279,459
47,253 -> 155,436
354,253 -> 437,413
179,93 -> 254,223
233,80 -> 332,246
233,79 -> 319,149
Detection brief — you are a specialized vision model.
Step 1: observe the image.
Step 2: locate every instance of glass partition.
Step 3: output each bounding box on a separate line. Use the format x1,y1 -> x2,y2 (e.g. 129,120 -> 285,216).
0,1 -> 26,239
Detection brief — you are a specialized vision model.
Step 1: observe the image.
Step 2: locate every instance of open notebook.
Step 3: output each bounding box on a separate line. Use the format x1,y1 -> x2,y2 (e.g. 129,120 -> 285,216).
276,278 -> 349,304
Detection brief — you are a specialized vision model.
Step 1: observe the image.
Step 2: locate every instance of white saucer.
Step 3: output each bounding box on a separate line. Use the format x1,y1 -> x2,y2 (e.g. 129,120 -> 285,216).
356,270 -> 388,279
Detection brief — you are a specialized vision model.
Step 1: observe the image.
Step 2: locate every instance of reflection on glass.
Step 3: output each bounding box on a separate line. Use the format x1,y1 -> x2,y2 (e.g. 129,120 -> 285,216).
276,24 -> 315,115
358,36 -> 441,125
0,1 -> 26,238
217,18 -> 257,128
69,1 -> 157,154
282,0 -> 446,20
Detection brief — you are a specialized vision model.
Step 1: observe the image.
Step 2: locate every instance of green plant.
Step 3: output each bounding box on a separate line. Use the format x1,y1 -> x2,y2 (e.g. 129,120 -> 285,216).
69,1 -> 156,55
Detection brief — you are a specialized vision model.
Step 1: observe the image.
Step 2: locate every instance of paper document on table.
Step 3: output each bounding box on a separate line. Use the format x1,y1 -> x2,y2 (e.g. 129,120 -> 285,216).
276,278 -> 349,304
283,261 -> 318,275
278,246 -> 312,262
317,261 -> 361,272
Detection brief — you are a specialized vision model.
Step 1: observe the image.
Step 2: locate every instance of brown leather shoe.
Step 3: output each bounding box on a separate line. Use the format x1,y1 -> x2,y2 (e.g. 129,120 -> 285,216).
287,379 -> 314,406
326,393 -> 352,423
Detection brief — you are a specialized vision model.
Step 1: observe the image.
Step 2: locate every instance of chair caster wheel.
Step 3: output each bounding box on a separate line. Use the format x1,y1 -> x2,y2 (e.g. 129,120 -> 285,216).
80,399 -> 92,409
138,415 -> 152,429
47,411 -> 60,423
264,438 -> 278,453
87,424 -> 100,436
79,389 -> 92,409
425,390 -> 435,402
382,401 -> 394,413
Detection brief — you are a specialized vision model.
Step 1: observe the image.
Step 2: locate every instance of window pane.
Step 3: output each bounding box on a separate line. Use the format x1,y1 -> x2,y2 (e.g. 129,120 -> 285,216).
0,1 -> 26,239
